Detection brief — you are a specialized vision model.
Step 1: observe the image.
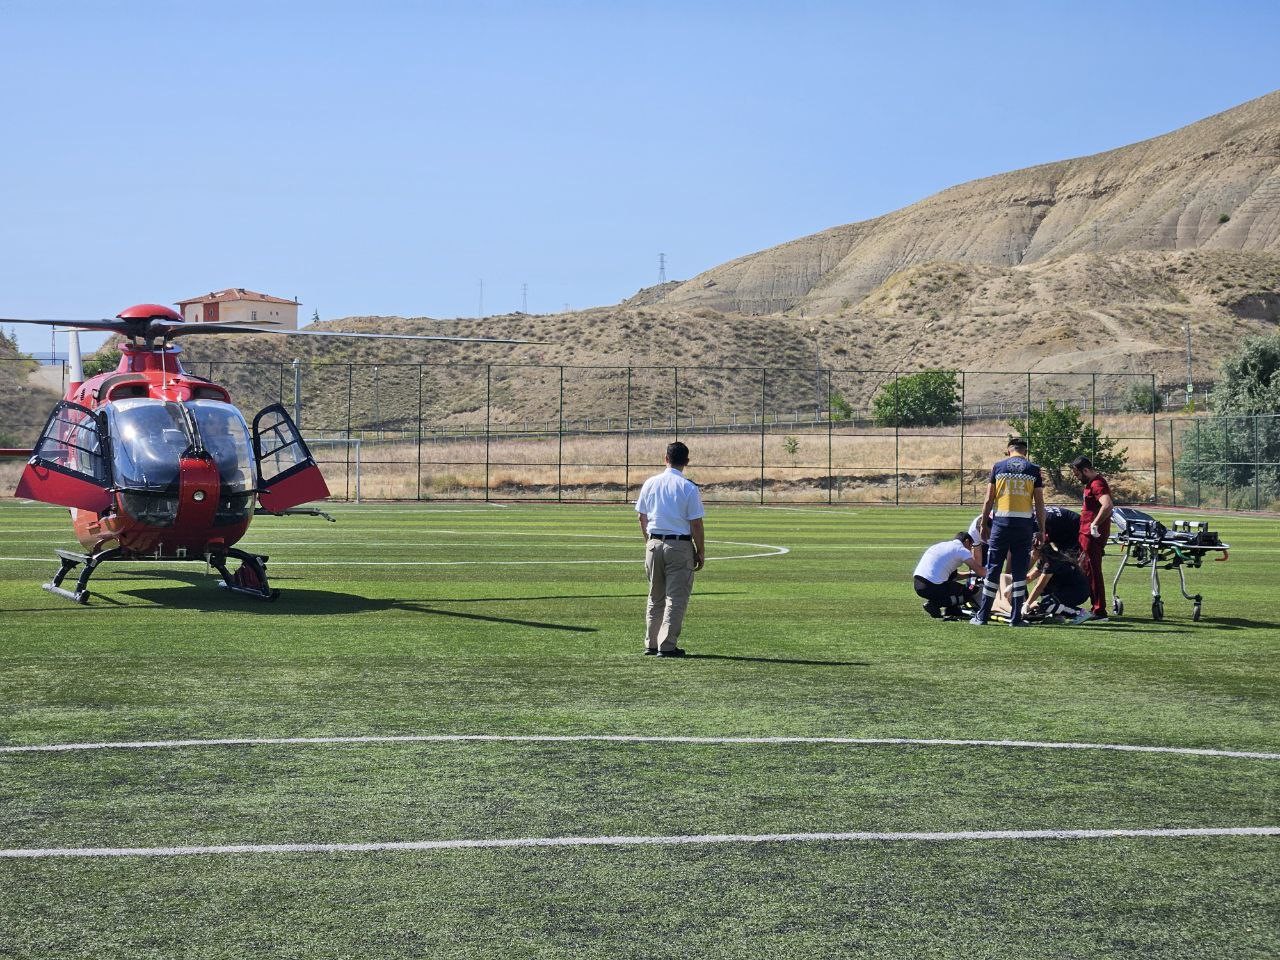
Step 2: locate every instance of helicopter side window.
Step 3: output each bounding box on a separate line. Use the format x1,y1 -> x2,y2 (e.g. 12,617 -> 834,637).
105,399 -> 191,491
186,400 -> 256,494
29,402 -> 108,483
254,406 -> 311,483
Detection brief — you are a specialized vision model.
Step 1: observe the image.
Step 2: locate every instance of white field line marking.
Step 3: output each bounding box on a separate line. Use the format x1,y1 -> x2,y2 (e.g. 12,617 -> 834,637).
758,506 -> 858,515
0,539 -> 789,566
3,826 -> 1277,860
3,734 -> 1278,760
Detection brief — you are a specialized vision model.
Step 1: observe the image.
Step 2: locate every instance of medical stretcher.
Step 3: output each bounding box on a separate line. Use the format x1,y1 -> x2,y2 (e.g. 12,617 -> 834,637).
1108,507 -> 1229,621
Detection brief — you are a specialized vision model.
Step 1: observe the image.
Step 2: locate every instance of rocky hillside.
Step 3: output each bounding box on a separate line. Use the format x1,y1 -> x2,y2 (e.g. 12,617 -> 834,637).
656,89 -> 1280,316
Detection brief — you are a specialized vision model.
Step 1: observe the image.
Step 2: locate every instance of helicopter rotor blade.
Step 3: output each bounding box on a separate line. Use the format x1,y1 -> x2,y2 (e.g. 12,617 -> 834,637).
152,323 -> 541,344
0,316 -> 544,345
0,317 -> 131,333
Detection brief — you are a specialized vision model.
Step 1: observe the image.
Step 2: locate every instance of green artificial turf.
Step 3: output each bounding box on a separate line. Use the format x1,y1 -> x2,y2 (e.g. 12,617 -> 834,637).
0,500 -> 1277,958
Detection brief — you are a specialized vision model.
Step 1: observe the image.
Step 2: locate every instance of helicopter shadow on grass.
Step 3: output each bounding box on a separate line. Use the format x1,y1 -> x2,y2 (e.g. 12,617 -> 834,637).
85,571 -> 601,632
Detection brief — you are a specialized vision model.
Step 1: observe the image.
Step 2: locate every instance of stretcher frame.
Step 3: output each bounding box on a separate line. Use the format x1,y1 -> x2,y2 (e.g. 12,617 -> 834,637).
1107,510 -> 1229,622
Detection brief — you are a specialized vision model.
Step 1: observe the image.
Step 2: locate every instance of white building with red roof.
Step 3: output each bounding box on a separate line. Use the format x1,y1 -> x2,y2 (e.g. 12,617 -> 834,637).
175,288 -> 301,330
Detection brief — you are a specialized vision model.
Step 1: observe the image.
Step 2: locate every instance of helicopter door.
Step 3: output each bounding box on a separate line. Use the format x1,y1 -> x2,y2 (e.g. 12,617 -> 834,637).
251,404 -> 330,511
15,401 -> 114,512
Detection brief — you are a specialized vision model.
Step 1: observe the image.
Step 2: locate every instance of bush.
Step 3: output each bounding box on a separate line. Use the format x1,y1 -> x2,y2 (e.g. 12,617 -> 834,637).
872,370 -> 959,427
829,392 -> 853,422
1122,381 -> 1164,414
1008,401 -> 1127,490
82,344 -> 123,378
782,436 -> 800,464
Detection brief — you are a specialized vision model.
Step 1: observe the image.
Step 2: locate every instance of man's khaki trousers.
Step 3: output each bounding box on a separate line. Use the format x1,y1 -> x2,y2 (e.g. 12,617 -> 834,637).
645,539 -> 696,651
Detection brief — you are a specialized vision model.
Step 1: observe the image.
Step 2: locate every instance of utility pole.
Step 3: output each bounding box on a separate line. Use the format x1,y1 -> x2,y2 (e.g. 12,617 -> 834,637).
658,253 -> 667,284
478,279 -> 484,320
521,282 -> 528,314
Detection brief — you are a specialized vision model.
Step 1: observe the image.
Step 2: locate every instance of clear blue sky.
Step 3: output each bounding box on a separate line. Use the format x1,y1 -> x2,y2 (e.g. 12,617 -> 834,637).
2,0 -> 1277,353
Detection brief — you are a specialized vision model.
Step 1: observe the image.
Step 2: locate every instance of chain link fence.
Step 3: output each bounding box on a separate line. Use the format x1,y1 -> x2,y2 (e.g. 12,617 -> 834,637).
1159,414 -> 1280,511
2,357 -> 1171,506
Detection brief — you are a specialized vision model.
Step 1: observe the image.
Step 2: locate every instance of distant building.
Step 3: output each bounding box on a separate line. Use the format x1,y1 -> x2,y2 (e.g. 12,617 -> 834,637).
175,288 -> 301,330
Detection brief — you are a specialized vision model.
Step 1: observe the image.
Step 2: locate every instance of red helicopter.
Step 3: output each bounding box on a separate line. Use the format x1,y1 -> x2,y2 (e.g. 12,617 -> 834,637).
1,304 -> 526,603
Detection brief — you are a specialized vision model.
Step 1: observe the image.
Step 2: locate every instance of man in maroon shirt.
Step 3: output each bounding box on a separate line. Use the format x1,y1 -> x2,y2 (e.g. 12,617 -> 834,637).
1069,456 -> 1114,622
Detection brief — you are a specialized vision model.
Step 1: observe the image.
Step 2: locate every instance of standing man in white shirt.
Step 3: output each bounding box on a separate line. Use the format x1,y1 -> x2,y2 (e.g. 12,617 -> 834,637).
635,441 -> 706,658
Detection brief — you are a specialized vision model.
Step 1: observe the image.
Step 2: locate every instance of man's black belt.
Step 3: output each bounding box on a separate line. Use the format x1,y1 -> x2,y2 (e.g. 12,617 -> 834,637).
649,533 -> 692,541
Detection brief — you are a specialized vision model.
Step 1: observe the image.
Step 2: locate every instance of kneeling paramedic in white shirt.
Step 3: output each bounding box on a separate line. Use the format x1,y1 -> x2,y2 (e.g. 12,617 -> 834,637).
913,532 -> 985,619
635,441 -> 705,657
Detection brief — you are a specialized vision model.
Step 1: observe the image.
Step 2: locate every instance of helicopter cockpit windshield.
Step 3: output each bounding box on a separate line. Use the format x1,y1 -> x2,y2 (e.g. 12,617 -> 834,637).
187,400 -> 255,494
104,398 -> 256,494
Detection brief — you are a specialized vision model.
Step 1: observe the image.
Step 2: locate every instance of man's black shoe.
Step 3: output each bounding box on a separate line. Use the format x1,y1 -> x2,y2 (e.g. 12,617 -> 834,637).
922,601 -> 943,619
643,648 -> 658,656
656,648 -> 687,658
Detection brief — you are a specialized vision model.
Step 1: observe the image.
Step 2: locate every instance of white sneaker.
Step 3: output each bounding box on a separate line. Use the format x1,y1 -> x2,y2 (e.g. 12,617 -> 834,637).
969,615 -> 987,626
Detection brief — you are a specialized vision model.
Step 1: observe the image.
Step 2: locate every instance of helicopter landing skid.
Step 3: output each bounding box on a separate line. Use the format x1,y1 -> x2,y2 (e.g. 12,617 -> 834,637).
42,547 -> 280,604
45,547 -> 127,604
208,548 -> 281,602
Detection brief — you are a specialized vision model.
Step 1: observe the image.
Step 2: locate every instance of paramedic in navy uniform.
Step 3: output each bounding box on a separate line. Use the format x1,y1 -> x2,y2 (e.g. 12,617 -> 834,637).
971,438 -> 1047,627
635,442 -> 706,658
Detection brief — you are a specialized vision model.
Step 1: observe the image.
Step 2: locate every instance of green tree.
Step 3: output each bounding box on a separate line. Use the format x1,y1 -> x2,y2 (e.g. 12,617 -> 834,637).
82,343 -> 123,378
1122,381 -> 1164,414
829,391 -> 853,422
1008,401 -> 1127,490
1210,334 -> 1280,415
872,370 -> 959,427
1177,334 -> 1280,508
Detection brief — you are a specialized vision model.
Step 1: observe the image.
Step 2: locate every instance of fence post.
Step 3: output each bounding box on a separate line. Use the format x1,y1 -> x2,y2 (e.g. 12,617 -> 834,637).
625,366 -> 632,502
959,371 -> 966,506
1254,415 -> 1261,510
485,364 -> 492,502
827,369 -> 833,505
1222,418 -> 1231,510
1149,373 -> 1157,504
1169,419 -> 1177,507
292,359 -> 302,432
1195,419 -> 1202,507
557,366 -> 564,503
1090,373 -> 1097,462
674,367 -> 680,441
416,365 -> 424,501
759,368 -> 767,505
894,379 -> 901,506
345,363 -> 354,502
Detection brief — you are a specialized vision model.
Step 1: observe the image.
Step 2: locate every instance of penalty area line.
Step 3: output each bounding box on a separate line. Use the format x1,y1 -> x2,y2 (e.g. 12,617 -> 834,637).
2,826 -> 1277,860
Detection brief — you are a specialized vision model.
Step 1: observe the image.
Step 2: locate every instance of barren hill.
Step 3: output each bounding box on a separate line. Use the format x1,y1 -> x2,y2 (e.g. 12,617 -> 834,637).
656,89 -> 1280,316
52,90 -> 1280,431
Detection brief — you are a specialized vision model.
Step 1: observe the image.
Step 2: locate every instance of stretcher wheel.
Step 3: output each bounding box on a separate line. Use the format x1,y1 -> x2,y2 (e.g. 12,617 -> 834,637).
1192,602 -> 1202,622
1152,599 -> 1164,621
1113,598 -> 1123,616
